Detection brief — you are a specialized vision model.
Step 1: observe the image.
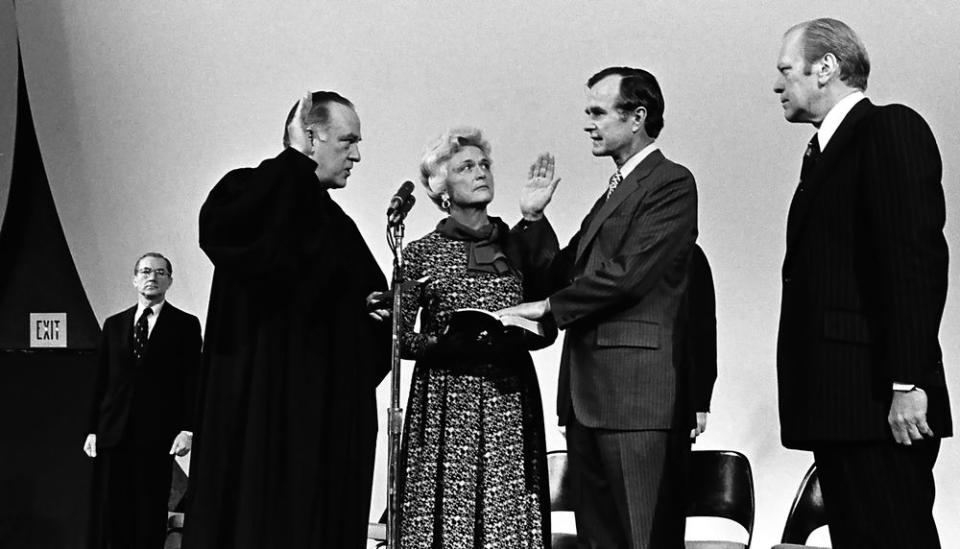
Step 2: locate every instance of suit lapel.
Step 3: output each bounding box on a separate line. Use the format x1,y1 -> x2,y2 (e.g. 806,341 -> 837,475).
146,302 -> 178,356
574,194 -> 607,260
786,99 -> 874,254
119,306 -> 136,357
575,150 -> 663,264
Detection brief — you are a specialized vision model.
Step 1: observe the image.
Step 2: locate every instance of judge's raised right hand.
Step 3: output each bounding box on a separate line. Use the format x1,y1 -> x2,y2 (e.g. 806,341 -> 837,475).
286,91 -> 314,156
83,434 -> 97,458
520,152 -> 561,221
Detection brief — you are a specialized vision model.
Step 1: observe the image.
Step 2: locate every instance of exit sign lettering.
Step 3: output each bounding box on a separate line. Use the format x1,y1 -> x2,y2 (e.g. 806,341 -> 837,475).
30,313 -> 68,348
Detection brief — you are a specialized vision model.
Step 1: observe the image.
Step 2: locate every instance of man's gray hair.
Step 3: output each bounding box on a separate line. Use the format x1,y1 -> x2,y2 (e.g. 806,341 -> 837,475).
134,252 -> 172,275
789,18 -> 870,91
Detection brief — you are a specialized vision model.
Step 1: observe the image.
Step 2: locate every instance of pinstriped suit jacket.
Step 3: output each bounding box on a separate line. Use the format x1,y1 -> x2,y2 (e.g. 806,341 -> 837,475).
778,99 -> 952,449
517,150 -> 698,430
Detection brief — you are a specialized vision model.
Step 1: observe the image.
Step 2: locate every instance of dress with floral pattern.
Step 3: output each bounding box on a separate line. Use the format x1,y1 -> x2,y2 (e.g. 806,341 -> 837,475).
396,229 -> 550,549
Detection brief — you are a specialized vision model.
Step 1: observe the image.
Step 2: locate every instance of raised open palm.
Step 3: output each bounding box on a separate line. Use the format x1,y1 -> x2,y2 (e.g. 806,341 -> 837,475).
520,152 -> 561,219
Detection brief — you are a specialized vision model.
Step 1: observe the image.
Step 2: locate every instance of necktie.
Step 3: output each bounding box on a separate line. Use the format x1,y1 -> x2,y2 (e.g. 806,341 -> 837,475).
800,134 -> 820,183
786,134 -> 822,242
134,307 -> 152,359
606,169 -> 623,200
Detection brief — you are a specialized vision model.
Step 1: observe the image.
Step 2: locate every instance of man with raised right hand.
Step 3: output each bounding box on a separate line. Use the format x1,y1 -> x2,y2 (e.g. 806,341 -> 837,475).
502,66 -> 698,549
185,92 -> 391,549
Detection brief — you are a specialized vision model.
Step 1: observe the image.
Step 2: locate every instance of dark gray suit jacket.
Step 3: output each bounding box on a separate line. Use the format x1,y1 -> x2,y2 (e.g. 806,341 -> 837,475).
517,149 -> 698,430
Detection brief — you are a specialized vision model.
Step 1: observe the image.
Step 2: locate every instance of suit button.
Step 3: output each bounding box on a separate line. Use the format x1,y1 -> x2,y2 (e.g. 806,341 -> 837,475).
783,276 -> 792,283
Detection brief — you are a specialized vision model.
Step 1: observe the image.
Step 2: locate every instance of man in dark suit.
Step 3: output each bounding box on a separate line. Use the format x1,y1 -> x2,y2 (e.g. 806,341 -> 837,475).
683,244 -> 717,442
84,252 -> 202,548
774,18 -> 951,548
503,66 -> 698,549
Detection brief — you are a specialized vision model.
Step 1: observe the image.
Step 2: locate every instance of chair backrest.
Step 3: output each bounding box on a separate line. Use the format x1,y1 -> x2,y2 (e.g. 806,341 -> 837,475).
686,450 -> 755,546
547,450 -> 576,512
168,460 -> 189,512
780,463 -> 827,544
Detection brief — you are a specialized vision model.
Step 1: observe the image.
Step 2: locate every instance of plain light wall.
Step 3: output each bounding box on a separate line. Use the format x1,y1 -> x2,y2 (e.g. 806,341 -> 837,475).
7,1 -> 959,545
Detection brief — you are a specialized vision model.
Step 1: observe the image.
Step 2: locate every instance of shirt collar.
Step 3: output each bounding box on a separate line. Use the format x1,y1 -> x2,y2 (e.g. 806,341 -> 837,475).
136,299 -> 166,319
818,90 -> 865,151
618,142 -> 660,179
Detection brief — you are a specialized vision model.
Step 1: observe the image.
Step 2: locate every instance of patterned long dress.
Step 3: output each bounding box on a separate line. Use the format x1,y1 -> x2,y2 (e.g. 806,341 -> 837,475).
396,229 -> 550,549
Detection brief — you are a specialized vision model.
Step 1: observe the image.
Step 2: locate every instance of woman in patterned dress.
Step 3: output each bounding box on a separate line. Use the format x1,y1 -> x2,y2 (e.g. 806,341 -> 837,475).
396,127 -> 558,548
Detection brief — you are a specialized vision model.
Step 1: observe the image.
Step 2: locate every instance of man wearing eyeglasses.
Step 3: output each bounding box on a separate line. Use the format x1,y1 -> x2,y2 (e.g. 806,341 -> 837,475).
83,252 -> 202,549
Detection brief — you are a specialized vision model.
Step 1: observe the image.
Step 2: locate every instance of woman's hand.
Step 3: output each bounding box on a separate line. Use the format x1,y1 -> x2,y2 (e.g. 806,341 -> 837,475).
520,152 -> 561,221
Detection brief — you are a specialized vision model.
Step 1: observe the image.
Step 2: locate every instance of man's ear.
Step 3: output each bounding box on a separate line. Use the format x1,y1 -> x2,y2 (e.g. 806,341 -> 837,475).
632,106 -> 647,133
817,53 -> 839,85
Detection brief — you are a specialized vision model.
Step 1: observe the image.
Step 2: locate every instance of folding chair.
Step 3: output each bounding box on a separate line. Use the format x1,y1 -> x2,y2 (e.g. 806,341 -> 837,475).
771,463 -> 828,549
547,449 -> 579,549
685,450 -> 755,549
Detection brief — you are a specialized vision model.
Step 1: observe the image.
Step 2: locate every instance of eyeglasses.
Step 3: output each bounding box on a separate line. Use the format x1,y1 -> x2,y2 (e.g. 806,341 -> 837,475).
136,268 -> 170,278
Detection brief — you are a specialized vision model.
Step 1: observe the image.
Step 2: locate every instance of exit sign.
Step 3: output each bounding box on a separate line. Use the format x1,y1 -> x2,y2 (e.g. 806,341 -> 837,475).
30,313 -> 67,348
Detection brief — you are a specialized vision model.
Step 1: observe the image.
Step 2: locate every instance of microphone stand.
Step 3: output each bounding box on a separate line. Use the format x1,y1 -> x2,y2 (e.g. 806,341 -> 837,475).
385,210 -> 407,549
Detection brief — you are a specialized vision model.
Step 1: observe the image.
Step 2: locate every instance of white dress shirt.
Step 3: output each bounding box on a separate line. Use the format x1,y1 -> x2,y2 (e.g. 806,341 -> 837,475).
133,300 -> 165,338
817,90 -> 865,150
618,142 -> 660,179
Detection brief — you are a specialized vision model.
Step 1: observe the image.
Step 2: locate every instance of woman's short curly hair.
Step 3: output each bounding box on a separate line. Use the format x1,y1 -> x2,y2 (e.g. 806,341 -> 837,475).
419,127 -> 492,209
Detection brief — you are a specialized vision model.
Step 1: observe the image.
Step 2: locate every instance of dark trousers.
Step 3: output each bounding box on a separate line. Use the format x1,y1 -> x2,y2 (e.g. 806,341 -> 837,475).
813,438 -> 941,549
567,415 -> 688,549
102,443 -> 173,549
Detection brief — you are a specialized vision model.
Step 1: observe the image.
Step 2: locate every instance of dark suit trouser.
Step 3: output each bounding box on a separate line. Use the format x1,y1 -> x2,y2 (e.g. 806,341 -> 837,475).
567,415 -> 687,549
813,438 -> 941,549
103,443 -> 173,549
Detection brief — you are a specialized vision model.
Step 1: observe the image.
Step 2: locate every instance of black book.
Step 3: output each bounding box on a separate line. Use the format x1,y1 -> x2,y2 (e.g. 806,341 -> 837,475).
445,308 -> 554,351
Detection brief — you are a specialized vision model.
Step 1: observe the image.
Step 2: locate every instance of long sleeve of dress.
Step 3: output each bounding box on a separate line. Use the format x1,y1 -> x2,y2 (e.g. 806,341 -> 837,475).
398,243 -> 432,359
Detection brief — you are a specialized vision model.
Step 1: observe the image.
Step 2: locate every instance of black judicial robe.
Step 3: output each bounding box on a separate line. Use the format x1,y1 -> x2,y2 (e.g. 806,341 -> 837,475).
184,148 -> 391,549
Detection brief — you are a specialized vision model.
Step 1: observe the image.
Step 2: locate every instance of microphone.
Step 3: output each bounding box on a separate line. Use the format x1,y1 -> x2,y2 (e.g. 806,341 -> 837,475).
388,195 -> 416,226
386,181 -> 415,217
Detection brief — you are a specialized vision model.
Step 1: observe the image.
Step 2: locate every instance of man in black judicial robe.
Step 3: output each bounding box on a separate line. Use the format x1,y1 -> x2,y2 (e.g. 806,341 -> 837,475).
184,91 -> 391,549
